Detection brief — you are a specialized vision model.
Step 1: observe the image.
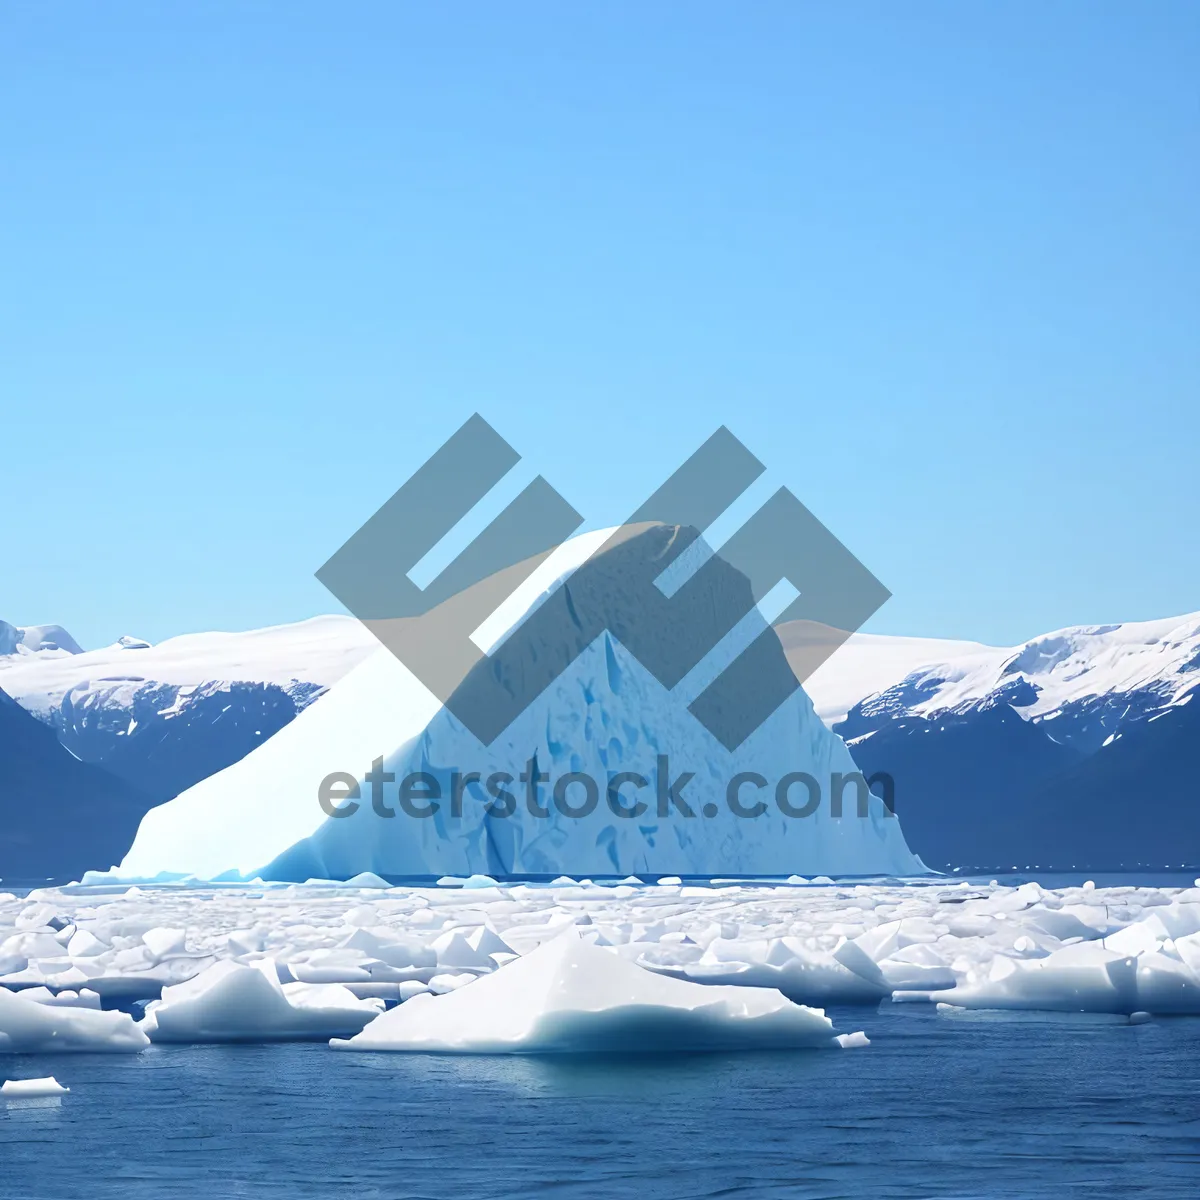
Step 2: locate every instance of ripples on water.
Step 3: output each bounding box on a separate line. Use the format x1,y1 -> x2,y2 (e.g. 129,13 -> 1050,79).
2,1002 -> 1197,1198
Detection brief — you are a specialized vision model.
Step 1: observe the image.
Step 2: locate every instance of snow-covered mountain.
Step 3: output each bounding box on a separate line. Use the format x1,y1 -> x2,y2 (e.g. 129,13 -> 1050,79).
0,616 -> 376,811
0,683 -> 153,883
116,525 -> 920,882
0,620 -> 83,658
6,590 -> 1197,879
797,613 -> 1200,871
829,613 -> 1200,748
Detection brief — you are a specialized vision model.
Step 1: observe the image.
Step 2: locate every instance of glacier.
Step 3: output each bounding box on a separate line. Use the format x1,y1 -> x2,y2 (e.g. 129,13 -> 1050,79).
115,525 -> 922,882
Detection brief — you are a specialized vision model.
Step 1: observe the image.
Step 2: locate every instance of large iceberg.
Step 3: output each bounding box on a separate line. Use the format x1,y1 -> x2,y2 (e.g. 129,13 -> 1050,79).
116,526 -> 922,881
333,931 -> 856,1053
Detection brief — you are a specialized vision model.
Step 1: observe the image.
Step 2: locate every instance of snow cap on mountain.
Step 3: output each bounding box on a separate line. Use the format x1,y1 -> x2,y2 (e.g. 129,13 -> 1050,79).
0,621 -> 83,657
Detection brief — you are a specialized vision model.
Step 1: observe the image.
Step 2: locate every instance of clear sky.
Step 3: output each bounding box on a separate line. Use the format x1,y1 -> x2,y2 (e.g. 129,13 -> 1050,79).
3,3 -> 1197,651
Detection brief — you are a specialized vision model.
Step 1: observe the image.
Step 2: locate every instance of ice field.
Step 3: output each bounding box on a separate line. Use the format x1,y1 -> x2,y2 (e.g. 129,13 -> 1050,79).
3,874 -> 1200,1062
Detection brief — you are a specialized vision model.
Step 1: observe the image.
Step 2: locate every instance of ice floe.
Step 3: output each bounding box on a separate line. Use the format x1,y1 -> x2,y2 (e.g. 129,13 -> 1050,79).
2,1076 -> 69,1097
333,932 -> 855,1053
2,1075 -> 70,1097
140,960 -> 384,1042
0,987 -> 148,1052
0,876 -> 1197,1058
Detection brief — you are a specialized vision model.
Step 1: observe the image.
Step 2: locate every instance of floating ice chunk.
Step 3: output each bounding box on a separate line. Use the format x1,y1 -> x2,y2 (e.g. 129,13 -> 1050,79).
657,876 -> 682,887
665,935 -> 890,1004
333,932 -> 846,1054
876,950 -> 956,992
67,928 -> 107,957
427,972 -> 478,994
935,943 -> 1139,1013
228,929 -> 266,956
1129,1011 -> 1153,1025
15,903 -> 60,931
436,875 -> 500,889
1025,907 -> 1102,942
1134,952 -> 1200,1014
835,1031 -> 870,1048
1153,903 -> 1200,939
141,927 -> 188,960
344,872 -> 392,889
430,929 -> 502,971
463,925 -> 515,961
462,874 -> 502,890
0,987 -> 148,1052
338,930 -> 435,971
281,951 -> 372,984
2,1076 -> 69,1097
1104,923 -> 1161,958
429,931 -> 489,970
1174,931 -> 1200,977
140,960 -> 383,1042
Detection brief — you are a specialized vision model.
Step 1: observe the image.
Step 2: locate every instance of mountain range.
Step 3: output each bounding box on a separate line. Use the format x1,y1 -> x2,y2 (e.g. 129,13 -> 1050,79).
2,602 -> 1196,881
812,614 -> 1200,872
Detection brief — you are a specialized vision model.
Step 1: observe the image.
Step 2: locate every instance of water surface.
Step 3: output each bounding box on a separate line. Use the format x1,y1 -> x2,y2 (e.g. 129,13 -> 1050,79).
3,1002 -> 1196,1198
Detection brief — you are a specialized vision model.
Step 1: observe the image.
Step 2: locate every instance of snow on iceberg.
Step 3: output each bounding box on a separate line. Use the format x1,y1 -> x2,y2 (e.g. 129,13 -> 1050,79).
117,526 -> 922,882
140,959 -> 384,1043
332,931 -> 859,1054
0,987 -> 148,1053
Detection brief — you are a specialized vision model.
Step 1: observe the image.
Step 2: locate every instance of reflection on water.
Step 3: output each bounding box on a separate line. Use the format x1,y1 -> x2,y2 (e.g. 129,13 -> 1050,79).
5,1095 -> 64,1113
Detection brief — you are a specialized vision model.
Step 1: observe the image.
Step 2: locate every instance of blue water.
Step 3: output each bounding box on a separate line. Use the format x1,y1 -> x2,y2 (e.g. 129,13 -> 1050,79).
3,1002 -> 1197,1198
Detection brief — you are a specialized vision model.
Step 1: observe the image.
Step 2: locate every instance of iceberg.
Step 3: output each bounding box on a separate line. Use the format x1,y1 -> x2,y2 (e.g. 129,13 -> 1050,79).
332,931 -> 858,1054
116,526 -> 922,881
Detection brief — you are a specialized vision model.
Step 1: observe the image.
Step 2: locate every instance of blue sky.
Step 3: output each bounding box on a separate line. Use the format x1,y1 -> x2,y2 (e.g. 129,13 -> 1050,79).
3,3 -> 1197,651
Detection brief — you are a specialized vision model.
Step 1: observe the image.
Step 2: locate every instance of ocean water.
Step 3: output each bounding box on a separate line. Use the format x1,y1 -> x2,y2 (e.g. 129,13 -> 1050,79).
3,1002 -> 1197,1199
